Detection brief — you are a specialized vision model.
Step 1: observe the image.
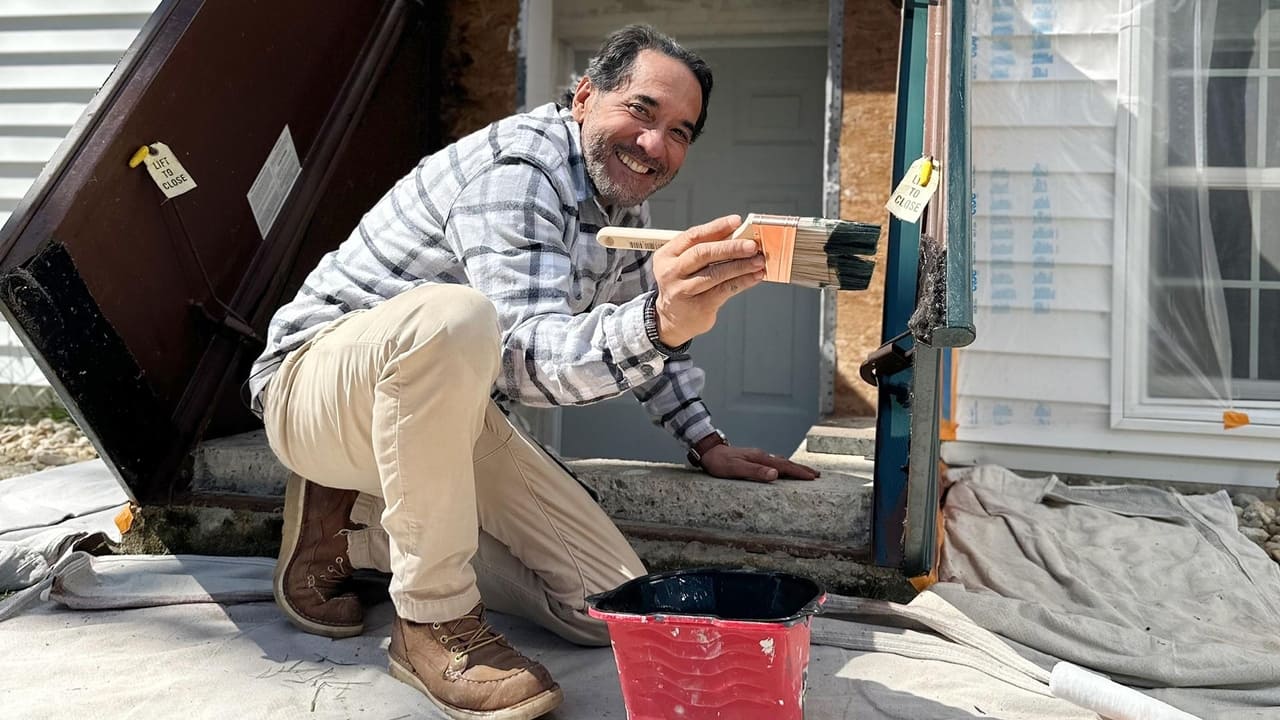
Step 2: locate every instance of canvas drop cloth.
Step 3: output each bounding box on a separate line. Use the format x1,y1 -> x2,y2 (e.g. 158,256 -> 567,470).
3,463 -> 1279,718
0,460 -> 130,621
0,551 -> 1096,720
923,465 -> 1280,719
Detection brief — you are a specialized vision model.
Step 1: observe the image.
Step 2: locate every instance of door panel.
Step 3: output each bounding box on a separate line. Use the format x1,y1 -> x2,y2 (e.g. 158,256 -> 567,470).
560,45 -> 827,462
0,0 -> 441,501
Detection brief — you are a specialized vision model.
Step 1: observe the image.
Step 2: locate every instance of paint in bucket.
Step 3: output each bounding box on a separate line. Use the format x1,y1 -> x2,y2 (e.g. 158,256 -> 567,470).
586,567 -> 826,720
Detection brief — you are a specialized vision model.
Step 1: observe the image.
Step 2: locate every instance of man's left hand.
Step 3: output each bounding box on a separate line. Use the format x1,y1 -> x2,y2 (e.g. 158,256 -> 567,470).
698,445 -> 820,483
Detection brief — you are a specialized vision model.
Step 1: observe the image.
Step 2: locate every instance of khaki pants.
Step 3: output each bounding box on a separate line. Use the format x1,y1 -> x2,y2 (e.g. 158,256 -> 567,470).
262,283 -> 645,646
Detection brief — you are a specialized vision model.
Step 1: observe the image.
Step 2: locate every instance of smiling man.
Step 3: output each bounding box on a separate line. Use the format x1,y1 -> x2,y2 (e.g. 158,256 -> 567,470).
573,47 -> 693,207
248,24 -> 818,720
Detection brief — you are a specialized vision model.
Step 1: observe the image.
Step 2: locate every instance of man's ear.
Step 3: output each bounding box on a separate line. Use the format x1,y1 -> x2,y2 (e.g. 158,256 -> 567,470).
570,75 -> 594,122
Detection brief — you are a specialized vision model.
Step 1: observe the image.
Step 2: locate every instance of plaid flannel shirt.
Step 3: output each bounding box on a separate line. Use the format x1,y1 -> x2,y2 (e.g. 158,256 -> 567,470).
248,103 -> 717,448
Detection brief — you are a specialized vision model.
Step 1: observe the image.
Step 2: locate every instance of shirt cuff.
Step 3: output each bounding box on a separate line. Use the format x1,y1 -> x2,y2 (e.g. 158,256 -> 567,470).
680,417 -> 718,448
605,293 -> 667,387
643,291 -> 691,358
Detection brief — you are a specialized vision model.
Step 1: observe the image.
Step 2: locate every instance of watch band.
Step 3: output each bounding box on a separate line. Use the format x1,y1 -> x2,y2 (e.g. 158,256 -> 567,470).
644,292 -> 691,357
687,430 -> 727,468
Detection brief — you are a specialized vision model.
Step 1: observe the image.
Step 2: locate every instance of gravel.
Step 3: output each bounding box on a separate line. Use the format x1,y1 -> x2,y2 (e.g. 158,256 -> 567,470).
0,418 -> 98,481
1233,493 -> 1280,563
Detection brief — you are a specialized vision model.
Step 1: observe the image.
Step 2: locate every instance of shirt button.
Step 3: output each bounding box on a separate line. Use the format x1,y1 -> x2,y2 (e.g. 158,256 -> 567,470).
640,364 -> 655,378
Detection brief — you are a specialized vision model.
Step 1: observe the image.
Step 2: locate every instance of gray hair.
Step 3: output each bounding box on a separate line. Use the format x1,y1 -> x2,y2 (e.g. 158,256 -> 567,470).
561,24 -> 713,142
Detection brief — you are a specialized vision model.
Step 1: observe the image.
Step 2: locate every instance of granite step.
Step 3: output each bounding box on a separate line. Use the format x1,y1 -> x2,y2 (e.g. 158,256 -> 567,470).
805,416 -> 877,458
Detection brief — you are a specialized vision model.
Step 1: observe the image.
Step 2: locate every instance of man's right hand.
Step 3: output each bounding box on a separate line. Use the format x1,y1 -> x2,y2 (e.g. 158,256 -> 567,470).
650,215 -> 766,348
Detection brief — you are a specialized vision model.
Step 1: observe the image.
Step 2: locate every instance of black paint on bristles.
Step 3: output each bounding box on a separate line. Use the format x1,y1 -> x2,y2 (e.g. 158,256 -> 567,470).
791,219 -> 881,291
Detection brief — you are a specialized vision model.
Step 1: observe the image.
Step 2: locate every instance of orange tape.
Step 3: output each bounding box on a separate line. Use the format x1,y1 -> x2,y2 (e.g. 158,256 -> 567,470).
907,459 -> 949,593
1223,410 -> 1250,430
938,350 -> 960,441
908,502 -> 946,593
114,504 -> 135,534
939,420 -> 958,442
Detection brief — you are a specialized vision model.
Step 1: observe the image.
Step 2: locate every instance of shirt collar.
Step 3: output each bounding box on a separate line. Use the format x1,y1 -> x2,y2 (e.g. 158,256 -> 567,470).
559,105 -> 595,207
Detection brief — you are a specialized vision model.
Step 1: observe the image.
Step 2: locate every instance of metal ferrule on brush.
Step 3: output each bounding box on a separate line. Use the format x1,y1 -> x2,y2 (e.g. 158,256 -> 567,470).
735,213 -> 879,291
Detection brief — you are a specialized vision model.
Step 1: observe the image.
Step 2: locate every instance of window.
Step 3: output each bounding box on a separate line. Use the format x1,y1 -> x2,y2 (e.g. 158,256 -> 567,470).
1117,0 -> 1280,430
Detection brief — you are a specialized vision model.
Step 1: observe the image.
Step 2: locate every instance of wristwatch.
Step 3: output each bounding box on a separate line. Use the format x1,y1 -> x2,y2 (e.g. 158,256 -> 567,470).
687,430 -> 728,468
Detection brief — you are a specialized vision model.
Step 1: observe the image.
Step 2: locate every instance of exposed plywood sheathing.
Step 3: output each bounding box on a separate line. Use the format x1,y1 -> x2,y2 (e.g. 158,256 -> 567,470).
834,0 -> 897,417
553,0 -> 828,48
441,0 -> 520,141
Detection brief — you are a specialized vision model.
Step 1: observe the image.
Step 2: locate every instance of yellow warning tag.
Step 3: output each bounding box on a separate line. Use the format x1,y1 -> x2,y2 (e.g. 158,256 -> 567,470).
885,156 -> 940,224
142,142 -> 197,198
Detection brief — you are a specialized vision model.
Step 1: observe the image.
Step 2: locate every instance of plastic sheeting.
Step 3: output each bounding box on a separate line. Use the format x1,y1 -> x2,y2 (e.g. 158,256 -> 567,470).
952,0 -> 1280,437
1144,0 -> 1279,421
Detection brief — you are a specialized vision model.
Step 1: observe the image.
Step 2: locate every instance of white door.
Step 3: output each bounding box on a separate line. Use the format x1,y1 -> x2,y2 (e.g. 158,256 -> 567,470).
559,45 -> 827,462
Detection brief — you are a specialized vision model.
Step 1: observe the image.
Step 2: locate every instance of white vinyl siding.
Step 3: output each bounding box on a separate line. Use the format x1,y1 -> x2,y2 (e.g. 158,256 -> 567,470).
0,0 -> 159,393
946,0 -> 1278,488
959,1 -> 1117,440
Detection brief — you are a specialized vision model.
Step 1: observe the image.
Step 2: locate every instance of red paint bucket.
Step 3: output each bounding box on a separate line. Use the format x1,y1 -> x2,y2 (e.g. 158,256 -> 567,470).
586,568 -> 826,720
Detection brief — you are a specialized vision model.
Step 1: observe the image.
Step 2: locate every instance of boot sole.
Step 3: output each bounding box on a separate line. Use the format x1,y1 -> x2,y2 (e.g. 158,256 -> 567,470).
388,657 -> 563,720
273,475 -> 364,639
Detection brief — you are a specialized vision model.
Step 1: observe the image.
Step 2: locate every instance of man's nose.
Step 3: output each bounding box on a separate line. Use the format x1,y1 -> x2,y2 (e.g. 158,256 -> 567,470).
636,127 -> 665,160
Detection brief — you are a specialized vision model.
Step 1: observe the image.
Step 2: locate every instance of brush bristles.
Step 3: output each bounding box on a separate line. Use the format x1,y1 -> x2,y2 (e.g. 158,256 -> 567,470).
790,221 -> 881,291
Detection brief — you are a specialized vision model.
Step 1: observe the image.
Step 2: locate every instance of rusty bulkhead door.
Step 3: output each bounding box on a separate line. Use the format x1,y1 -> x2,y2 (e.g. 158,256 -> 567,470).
0,0 -> 442,503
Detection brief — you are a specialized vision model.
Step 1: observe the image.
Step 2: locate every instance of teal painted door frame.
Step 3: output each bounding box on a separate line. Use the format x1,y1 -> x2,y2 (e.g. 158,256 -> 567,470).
873,0 -> 974,576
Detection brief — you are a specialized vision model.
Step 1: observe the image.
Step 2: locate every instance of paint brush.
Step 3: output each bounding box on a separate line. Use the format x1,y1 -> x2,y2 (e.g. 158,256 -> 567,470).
596,213 -> 880,291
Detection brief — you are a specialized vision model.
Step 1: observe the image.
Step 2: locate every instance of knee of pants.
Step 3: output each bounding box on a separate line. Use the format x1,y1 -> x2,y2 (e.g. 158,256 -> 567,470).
556,610 -> 613,647
392,284 -> 501,381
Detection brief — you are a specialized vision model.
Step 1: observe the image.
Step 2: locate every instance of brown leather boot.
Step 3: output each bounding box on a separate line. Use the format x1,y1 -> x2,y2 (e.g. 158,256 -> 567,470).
388,603 -> 562,719
273,474 -> 364,638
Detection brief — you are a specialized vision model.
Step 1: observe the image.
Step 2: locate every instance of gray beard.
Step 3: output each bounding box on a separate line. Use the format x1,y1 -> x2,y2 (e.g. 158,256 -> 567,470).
584,134 -> 674,208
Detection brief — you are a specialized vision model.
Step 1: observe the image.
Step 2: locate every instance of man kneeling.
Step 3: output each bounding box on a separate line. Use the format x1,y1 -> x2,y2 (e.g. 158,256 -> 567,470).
249,24 -> 817,719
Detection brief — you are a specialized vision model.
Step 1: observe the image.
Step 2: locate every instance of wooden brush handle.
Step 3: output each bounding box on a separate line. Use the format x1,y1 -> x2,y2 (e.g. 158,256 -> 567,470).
595,226 -> 683,252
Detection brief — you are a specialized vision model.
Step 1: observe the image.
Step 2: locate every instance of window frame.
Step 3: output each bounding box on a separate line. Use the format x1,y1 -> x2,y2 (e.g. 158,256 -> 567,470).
1112,0 -> 1280,436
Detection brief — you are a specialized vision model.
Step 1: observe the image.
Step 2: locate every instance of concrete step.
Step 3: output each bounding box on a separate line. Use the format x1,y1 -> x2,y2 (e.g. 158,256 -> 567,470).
192,430 -> 875,547
569,455 -> 872,545
805,416 -> 877,458
182,431 -> 902,597
193,430 -> 291,497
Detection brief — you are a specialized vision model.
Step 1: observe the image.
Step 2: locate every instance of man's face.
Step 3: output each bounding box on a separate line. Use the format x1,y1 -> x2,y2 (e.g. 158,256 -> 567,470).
571,50 -> 702,208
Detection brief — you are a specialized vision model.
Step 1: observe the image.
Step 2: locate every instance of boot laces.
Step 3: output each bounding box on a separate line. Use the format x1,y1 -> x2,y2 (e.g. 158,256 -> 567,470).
434,610 -> 504,661
306,531 -> 353,597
